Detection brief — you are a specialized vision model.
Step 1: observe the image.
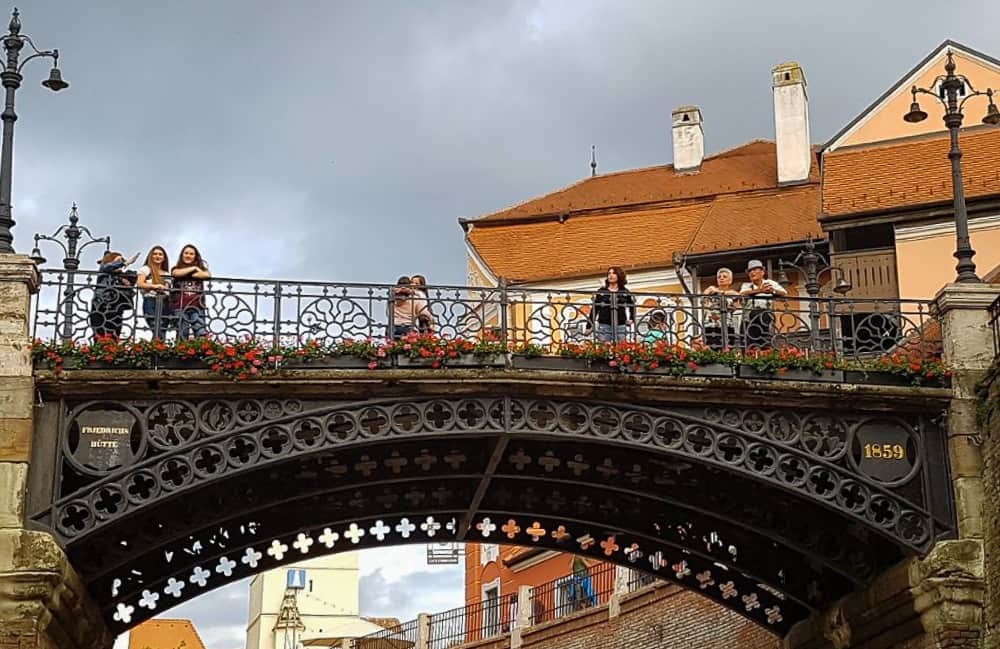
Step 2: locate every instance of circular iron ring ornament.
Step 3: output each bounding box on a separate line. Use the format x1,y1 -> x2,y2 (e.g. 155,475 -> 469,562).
63,402 -> 146,477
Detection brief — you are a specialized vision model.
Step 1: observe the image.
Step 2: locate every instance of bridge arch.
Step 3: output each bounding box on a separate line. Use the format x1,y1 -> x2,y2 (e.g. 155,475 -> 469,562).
27,386 -> 953,636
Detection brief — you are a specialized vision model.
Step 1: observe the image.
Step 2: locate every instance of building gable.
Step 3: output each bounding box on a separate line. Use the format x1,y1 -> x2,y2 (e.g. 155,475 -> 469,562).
826,40 -> 1000,152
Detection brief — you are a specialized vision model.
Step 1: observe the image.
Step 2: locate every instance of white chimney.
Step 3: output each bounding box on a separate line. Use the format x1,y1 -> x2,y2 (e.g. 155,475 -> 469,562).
671,106 -> 704,173
772,62 -> 811,185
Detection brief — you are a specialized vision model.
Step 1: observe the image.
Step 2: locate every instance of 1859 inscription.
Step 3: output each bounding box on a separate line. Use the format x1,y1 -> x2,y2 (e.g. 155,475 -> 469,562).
852,420 -> 915,483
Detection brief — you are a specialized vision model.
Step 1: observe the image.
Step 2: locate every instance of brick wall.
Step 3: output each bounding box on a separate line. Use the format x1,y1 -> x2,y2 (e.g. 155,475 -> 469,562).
454,583 -> 778,649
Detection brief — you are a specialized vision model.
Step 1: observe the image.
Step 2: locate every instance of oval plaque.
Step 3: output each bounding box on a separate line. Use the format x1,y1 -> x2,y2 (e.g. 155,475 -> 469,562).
850,420 -> 916,483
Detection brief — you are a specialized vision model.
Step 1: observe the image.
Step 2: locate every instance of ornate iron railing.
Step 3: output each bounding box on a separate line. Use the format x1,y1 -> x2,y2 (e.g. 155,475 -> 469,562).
31,269 -> 942,362
528,561 -> 616,625
350,562 -> 653,649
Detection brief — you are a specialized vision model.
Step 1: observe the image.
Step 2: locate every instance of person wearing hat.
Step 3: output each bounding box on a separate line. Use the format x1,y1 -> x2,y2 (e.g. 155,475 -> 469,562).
739,259 -> 786,349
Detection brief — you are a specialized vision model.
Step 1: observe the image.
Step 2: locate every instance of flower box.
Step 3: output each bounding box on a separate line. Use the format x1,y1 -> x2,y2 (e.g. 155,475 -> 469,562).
843,370 -> 949,388
686,363 -> 734,378
282,356 -> 373,369
396,354 -> 506,368
155,358 -> 207,370
738,365 -> 844,382
510,355 -> 615,372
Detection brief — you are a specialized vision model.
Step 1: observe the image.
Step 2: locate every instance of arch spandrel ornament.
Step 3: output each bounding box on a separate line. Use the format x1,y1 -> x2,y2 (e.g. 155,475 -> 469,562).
28,394 -> 953,636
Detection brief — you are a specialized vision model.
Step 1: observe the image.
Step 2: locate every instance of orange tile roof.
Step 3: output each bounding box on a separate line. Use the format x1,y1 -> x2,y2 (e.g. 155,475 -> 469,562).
822,127 -> 1000,218
686,185 -> 822,254
129,619 -> 207,649
476,140 -> 809,223
469,203 -> 709,281
466,141 -> 823,282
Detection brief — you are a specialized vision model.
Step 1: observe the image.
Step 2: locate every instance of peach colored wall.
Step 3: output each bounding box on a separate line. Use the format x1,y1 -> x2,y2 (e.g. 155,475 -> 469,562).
895,222 -> 1000,300
465,545 -> 609,606
841,51 -> 1000,148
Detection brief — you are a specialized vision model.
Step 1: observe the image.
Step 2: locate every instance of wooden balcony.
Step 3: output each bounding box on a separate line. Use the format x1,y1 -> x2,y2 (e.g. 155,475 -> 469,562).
831,247 -> 898,300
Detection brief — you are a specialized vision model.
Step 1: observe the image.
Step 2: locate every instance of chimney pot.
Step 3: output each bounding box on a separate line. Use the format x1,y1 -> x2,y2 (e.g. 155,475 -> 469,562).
672,106 -> 704,173
772,62 -> 811,185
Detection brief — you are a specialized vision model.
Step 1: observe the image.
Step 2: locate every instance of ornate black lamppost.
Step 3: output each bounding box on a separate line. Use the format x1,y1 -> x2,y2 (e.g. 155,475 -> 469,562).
903,50 -> 1000,283
778,237 -> 852,347
30,204 -> 110,340
0,8 -> 68,255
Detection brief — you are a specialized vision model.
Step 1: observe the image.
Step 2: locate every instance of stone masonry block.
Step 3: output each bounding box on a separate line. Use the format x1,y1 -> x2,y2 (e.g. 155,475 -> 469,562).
0,341 -> 31,378
0,419 -> 33,463
0,463 -> 27,528
0,377 -> 34,419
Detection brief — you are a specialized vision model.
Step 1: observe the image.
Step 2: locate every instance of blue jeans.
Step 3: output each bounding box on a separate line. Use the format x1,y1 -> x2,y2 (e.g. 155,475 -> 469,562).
595,323 -> 627,343
393,324 -> 416,339
178,307 -> 208,339
142,296 -> 175,339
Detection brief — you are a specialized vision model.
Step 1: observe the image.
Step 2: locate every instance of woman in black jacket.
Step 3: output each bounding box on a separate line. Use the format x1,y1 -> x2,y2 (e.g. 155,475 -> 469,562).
89,251 -> 138,339
590,266 -> 635,343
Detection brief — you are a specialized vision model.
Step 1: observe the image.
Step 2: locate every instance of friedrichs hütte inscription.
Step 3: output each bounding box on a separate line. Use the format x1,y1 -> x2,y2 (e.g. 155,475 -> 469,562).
72,409 -> 138,471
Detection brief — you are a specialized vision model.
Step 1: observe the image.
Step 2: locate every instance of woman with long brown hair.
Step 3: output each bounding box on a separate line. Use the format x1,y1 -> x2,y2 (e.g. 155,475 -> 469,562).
590,266 -> 635,343
137,245 -> 174,339
171,244 -> 212,339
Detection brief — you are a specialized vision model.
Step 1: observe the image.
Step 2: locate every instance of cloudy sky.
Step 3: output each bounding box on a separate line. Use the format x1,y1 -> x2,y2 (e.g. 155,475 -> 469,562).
15,0 -> 999,647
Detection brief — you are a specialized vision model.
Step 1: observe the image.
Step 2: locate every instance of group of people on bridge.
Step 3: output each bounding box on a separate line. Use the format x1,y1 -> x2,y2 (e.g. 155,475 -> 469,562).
87,246 -> 792,352
594,262 -> 787,350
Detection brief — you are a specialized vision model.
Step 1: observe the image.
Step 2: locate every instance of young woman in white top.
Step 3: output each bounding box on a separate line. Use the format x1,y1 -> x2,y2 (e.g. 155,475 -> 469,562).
137,246 -> 174,339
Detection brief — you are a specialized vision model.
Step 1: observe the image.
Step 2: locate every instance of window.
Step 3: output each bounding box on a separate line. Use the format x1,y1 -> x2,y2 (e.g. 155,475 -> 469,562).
481,579 -> 501,637
480,543 -> 499,566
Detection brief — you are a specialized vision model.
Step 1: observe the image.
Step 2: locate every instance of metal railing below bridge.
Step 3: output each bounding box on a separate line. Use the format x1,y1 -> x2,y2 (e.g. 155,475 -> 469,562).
31,270 -> 944,363
349,565 -> 656,649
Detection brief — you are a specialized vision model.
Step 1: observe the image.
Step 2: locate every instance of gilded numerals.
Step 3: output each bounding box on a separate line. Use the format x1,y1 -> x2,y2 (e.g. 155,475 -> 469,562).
863,443 -> 905,460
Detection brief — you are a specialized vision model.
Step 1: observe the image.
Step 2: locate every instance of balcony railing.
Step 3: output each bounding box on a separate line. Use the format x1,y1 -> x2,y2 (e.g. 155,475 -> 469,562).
528,562 -> 616,625
350,565 -> 657,649
30,269 -> 942,362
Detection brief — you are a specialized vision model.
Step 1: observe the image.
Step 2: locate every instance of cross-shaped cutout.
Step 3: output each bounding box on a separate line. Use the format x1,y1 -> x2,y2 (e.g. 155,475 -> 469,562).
550,525 -> 570,542
502,519 -> 521,539
94,487 -> 124,516
576,534 -> 595,550
227,437 -> 257,465
742,593 -> 760,611
59,504 -> 90,533
777,456 -> 806,484
354,456 -> 377,477
326,414 -> 355,440
537,452 -> 560,472
391,406 -> 419,432
215,557 -> 236,577
294,420 -> 323,447
359,408 -> 389,436
164,578 -> 185,598
600,535 -> 619,556
261,428 -> 289,456
567,454 -> 590,476
241,548 -> 262,568
267,540 -> 289,561
444,451 -> 467,470
384,453 -> 407,474
560,407 -> 587,431
595,458 -> 618,478
765,606 -> 783,624
138,589 -> 159,610
113,602 -> 135,624
189,566 -> 211,587
457,401 -> 484,428
648,551 -> 666,570
425,403 -> 453,429
696,570 -> 715,589
395,519 -> 416,538
508,450 -> 531,470
624,543 -> 643,563
526,522 -> 546,542
370,520 -> 391,541
293,533 -> 314,554
720,581 -> 737,599
420,516 -> 441,537
477,518 -> 497,537
673,561 -> 691,579
345,523 -> 365,544
127,472 -> 158,500
319,528 -> 340,548
414,451 -> 437,471
528,403 -> 556,428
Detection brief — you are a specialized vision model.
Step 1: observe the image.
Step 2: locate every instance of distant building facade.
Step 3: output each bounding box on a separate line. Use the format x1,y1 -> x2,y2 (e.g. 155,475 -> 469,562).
247,553 -> 362,649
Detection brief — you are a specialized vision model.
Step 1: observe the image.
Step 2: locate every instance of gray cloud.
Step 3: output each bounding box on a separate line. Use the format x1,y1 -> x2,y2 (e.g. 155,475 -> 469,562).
360,565 -> 465,619
24,2 -> 1000,648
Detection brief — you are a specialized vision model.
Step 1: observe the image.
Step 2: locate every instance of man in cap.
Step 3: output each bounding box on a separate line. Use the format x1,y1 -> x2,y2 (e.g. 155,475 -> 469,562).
739,259 -> 787,349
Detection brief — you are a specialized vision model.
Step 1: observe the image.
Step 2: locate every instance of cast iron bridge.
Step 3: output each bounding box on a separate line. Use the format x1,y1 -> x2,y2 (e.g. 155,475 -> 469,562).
25,271 -> 954,636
